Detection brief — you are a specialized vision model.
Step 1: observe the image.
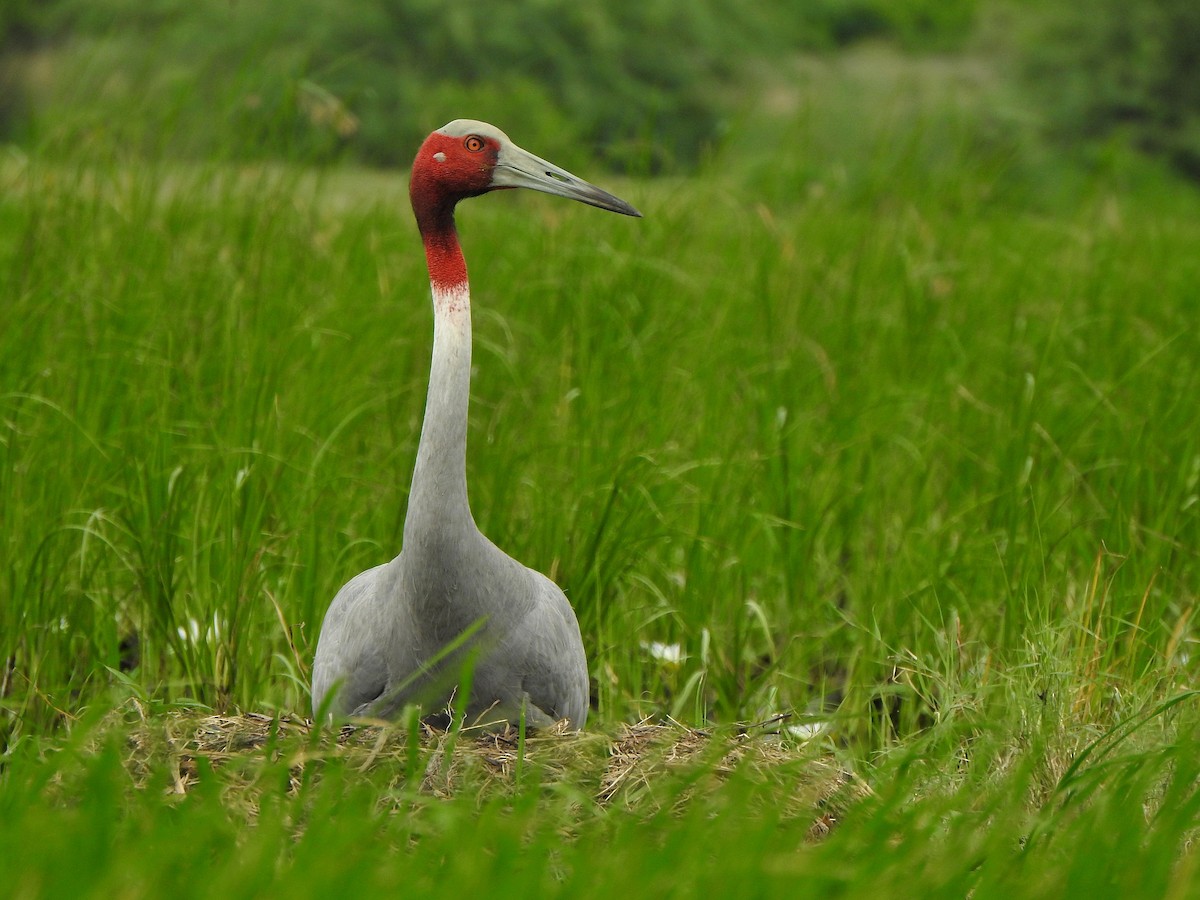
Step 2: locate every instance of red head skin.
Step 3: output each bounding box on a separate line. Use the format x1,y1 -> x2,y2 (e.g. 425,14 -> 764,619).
409,130 -> 505,294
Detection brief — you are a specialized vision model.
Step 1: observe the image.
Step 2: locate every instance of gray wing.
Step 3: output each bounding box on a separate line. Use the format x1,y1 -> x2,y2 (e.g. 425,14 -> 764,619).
312,551 -> 588,729
311,561 -> 393,719
504,569 -> 590,728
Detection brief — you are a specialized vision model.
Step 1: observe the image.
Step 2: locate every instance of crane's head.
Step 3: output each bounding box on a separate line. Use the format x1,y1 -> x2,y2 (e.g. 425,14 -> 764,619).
410,119 -> 641,230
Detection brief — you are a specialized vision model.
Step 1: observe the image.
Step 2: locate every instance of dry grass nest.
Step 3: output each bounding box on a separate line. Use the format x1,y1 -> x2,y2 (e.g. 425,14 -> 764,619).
88,703 -> 869,839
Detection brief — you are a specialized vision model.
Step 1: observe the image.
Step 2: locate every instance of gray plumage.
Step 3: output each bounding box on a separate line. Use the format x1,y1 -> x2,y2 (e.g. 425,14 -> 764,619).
310,120 -> 640,729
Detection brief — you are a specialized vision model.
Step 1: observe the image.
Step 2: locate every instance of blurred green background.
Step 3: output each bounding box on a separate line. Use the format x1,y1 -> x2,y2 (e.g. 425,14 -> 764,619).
2,0 -> 1198,178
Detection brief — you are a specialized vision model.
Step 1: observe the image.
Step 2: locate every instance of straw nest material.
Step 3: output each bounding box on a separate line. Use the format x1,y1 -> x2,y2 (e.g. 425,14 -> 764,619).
99,703 -> 867,839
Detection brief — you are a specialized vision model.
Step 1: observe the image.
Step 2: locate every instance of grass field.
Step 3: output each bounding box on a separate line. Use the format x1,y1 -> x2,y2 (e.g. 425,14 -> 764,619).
3,48 -> 1200,896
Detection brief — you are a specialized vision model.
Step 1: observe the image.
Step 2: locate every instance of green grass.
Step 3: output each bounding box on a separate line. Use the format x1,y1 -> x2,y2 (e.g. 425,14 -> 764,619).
3,47 -> 1200,896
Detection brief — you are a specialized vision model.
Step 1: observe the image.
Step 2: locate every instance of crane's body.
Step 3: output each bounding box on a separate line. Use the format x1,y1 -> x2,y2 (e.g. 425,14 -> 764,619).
311,120 -> 640,729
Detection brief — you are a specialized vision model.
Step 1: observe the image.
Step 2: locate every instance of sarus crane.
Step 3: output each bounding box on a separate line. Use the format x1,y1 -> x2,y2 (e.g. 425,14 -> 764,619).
311,120 -> 641,730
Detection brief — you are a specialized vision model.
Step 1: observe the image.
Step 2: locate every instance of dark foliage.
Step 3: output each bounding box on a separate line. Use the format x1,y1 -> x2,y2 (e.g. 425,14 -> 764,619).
1023,0 -> 1200,179
5,0 -> 977,171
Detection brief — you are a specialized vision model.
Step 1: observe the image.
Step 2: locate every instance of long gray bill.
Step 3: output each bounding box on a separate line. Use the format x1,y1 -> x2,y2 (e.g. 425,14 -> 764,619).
492,143 -> 642,217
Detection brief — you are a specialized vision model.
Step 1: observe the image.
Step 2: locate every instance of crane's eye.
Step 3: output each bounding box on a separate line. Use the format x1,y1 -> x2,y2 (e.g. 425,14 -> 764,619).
464,135 -> 486,152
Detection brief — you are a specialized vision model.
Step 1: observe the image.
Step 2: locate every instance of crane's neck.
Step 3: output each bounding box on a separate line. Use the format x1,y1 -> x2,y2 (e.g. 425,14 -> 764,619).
406,218 -> 476,542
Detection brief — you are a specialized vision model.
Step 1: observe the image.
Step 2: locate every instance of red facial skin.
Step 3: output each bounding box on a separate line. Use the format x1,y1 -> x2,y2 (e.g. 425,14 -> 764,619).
409,131 -> 503,293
